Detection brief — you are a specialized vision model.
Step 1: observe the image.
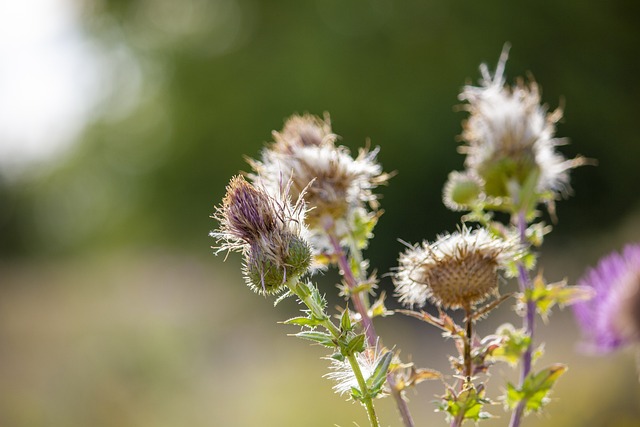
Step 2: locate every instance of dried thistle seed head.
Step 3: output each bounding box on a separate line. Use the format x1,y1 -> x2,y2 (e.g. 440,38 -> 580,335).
458,46 -> 584,201
211,175 -> 312,295
272,113 -> 336,152
394,227 -> 518,310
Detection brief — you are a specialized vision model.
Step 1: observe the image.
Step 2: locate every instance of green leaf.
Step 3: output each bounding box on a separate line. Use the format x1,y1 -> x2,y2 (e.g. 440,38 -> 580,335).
350,209 -> 380,250
329,352 -> 345,362
282,316 -> 321,327
525,274 -> 594,321
343,333 -> 366,356
489,323 -> 531,366
505,364 -> 567,413
293,331 -> 335,348
351,386 -> 363,401
439,384 -> 491,422
366,351 -> 392,397
340,307 -> 352,332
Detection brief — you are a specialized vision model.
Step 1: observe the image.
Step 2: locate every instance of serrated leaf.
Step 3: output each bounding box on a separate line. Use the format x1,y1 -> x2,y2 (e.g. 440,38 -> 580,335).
505,364 -> 567,412
283,316 -> 321,327
350,209 -> 380,250
440,384 -> 491,421
293,331 -> 335,348
525,274 -> 594,322
489,324 -> 531,366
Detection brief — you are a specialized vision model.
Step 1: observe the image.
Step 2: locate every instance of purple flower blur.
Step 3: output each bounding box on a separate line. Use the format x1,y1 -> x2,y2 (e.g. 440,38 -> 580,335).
573,243 -> 640,353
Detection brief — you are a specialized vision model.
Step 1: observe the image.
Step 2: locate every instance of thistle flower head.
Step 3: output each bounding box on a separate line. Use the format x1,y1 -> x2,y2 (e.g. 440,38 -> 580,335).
458,46 -> 584,203
211,175 -> 312,295
271,113 -> 337,152
249,113 -> 390,255
573,244 -> 640,353
394,227 -> 519,310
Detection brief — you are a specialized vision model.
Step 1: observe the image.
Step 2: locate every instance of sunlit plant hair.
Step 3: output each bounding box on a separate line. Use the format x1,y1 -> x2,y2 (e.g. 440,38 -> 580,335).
248,113 -> 391,256
210,175 -> 312,294
447,46 -> 585,214
393,226 -> 519,310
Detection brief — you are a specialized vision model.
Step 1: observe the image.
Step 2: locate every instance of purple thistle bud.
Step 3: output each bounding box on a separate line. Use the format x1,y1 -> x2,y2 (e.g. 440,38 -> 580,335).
211,175 -> 312,295
216,175 -> 278,245
573,244 -> 640,353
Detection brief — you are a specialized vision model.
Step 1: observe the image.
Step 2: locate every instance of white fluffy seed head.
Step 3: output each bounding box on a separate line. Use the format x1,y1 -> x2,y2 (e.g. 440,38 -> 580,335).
458,46 -> 584,200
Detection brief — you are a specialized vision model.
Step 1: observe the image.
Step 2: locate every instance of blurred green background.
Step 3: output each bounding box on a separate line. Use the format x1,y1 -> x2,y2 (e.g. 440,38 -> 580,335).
1,0 -> 639,426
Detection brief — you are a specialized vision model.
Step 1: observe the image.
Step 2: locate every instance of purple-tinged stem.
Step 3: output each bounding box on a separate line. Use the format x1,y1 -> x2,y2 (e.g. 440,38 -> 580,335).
324,221 -> 415,427
328,231 -> 377,347
509,211 -> 535,427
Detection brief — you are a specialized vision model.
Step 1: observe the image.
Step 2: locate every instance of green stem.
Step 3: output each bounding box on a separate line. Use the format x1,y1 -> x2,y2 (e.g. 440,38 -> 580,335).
340,231 -> 415,427
346,352 -> 380,427
288,281 -> 380,427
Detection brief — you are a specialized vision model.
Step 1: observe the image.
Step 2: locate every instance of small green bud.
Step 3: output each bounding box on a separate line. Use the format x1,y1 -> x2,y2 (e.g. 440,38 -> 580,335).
443,171 -> 483,211
245,234 -> 312,295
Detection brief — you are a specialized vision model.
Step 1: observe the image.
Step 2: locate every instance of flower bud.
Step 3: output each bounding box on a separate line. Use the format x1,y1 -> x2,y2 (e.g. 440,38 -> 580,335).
443,171 -> 483,211
211,175 -> 313,295
245,234 -> 312,294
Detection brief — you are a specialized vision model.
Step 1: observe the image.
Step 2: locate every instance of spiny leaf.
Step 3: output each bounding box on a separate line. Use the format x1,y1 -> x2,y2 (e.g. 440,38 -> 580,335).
488,323 -> 531,366
293,331 -> 335,348
505,364 -> 567,412
524,274 -> 594,321
282,316 -> 321,327
439,384 -> 492,421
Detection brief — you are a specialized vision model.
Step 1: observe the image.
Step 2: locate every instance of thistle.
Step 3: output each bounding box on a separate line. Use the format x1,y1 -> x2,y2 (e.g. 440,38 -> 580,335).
447,45 -> 586,215
573,243 -> 640,353
394,227 -> 518,310
210,45 -> 596,427
248,113 -> 391,256
210,175 -> 312,294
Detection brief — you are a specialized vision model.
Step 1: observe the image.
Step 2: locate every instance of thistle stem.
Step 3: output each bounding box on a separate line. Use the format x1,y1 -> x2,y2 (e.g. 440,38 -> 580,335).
450,311 -> 475,427
329,231 -> 377,346
346,352 -> 381,427
463,308 -> 474,381
323,220 -> 415,427
288,281 -> 380,427
509,210 -> 535,427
